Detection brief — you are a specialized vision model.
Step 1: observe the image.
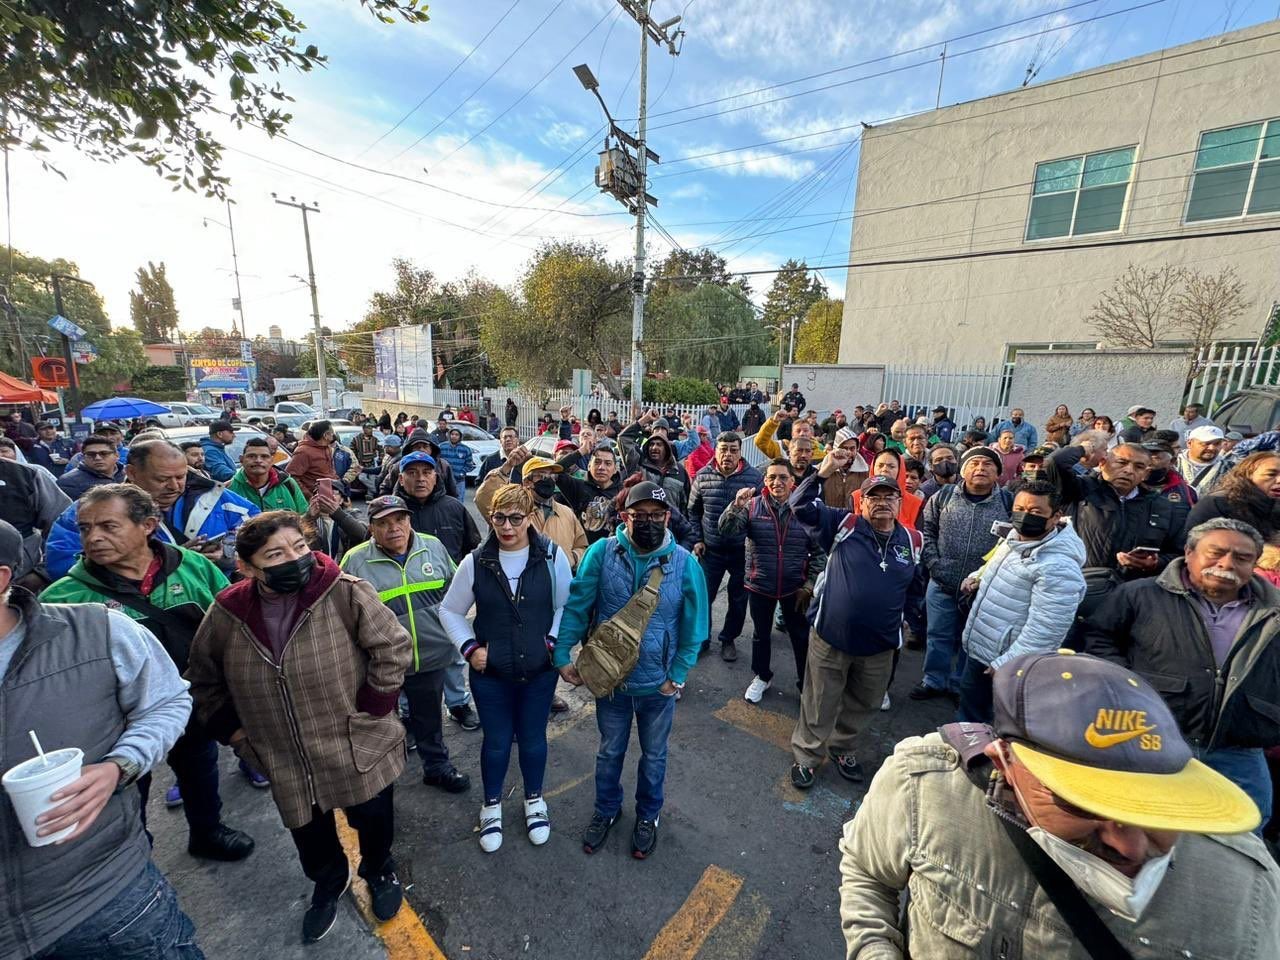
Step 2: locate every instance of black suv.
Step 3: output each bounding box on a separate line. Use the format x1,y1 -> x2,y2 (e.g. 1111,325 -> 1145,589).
1212,388 -> 1280,437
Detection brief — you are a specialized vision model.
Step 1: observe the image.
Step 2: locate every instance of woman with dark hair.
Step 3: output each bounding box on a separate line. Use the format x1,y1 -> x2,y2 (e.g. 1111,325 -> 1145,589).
186,511 -> 411,943
1071,407 -> 1096,437
439,484 -> 572,854
586,408 -> 603,428
1183,451 -> 1280,539
1092,414 -> 1115,436
378,410 -> 392,431
1045,404 -> 1073,446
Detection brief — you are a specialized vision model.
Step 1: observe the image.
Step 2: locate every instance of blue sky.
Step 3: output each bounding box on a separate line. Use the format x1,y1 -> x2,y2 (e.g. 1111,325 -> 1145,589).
10,0 -> 1278,340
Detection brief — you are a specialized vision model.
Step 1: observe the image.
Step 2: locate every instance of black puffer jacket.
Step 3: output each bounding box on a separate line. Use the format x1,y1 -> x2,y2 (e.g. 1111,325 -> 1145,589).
397,480 -> 480,563
688,460 -> 763,550
1083,560 -> 1280,750
1045,446 -> 1186,577
1184,487 -> 1280,540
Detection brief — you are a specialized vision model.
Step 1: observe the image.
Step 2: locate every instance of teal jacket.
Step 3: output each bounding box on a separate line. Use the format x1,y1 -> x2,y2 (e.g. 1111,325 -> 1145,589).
554,526 -> 707,694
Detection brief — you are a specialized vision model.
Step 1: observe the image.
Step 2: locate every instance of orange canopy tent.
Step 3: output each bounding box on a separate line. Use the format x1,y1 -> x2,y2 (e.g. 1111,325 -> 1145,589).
0,371 -> 58,404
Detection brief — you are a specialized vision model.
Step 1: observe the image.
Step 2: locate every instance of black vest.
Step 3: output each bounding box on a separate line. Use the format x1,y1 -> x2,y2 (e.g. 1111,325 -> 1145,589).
0,459 -> 37,537
471,532 -> 557,682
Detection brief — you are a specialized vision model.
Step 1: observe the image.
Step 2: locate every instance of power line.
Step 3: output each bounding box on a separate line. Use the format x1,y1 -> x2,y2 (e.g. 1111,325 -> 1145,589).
355,0 -> 523,159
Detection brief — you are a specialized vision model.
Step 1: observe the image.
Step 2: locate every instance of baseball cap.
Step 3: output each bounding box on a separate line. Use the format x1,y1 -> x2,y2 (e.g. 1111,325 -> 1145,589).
554,439 -> 579,454
995,650 -> 1259,833
1127,405 -> 1156,417
860,475 -> 900,496
382,434 -> 403,448
367,495 -> 411,521
932,405 -> 948,414
1226,430 -> 1244,441
522,456 -> 561,475
624,481 -> 671,509
0,519 -> 22,569
1187,424 -> 1225,442
398,452 -> 436,470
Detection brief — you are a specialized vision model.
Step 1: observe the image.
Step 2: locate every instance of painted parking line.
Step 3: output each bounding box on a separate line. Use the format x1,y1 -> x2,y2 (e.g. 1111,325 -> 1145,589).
335,811 -> 448,960
641,864 -> 744,960
712,698 -> 794,752
544,769 -> 593,799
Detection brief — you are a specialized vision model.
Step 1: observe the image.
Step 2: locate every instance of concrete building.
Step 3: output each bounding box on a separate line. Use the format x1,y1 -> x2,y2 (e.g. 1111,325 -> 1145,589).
838,21 -> 1280,369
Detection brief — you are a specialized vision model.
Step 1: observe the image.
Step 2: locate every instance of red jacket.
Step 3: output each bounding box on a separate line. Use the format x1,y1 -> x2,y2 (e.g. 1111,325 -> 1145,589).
285,437 -> 337,498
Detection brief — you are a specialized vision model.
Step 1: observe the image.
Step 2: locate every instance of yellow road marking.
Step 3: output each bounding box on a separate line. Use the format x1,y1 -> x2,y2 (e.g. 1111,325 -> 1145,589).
697,891 -> 772,960
713,698 -> 795,752
641,865 -> 744,960
335,811 -> 448,960
544,769 -> 593,799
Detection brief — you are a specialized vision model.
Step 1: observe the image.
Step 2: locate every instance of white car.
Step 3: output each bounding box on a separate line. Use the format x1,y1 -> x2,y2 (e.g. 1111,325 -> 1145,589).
165,402 -> 220,426
427,421 -> 500,481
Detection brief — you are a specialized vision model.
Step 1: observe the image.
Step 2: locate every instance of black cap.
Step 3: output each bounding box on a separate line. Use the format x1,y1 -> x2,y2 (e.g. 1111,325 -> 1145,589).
624,481 -> 671,509
932,405 -> 947,414
0,518 -> 22,569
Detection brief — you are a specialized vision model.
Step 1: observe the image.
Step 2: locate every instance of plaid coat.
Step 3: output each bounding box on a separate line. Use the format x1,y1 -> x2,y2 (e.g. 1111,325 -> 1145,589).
186,552 -> 411,828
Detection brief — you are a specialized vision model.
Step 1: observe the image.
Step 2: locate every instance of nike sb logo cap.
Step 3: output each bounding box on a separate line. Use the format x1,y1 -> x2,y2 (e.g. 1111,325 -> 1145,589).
992,650 -> 1259,834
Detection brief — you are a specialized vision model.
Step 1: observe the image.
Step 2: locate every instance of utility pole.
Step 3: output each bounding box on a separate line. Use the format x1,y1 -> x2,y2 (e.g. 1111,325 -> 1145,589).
273,195 -> 328,413
575,2 -> 683,414
203,200 -> 249,341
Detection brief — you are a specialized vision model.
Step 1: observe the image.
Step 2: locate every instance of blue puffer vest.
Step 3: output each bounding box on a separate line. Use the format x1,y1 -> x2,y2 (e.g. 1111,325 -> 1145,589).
690,461 -> 763,550
744,495 -> 811,598
597,536 -> 689,691
471,531 -> 558,682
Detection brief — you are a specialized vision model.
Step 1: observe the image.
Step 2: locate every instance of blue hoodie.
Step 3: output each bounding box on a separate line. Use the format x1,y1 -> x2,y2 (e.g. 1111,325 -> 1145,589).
555,525 -> 708,694
199,436 -> 237,482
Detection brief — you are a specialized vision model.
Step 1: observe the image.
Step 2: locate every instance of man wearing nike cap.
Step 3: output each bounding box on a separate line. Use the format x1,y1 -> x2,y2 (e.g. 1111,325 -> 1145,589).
839,650 -> 1279,959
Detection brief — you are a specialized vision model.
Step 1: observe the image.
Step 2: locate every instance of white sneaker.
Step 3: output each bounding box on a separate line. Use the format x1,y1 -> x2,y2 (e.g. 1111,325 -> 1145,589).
524,796 -> 550,846
479,802 -> 503,853
880,691 -> 891,711
744,676 -> 771,703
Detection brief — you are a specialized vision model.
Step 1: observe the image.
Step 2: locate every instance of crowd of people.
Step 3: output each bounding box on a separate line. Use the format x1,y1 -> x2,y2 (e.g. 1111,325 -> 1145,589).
2,386 -> 1279,959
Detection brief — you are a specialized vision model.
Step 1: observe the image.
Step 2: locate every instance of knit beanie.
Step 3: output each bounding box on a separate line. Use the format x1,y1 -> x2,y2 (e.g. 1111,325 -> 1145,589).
834,426 -> 858,447
960,445 -> 1004,474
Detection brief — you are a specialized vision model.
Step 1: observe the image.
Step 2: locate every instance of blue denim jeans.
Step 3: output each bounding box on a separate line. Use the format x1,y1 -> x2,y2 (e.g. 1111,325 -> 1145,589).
922,581 -> 967,693
594,690 -> 677,822
36,861 -> 203,959
1198,745 -> 1273,832
469,667 -> 558,803
443,655 -> 471,709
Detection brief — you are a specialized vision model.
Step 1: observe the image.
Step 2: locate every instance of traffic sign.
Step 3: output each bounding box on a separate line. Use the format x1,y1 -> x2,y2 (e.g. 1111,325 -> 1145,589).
47,314 -> 87,340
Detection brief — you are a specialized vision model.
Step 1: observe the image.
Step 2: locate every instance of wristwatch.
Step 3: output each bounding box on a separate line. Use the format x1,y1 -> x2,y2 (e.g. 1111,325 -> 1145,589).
106,755 -> 143,793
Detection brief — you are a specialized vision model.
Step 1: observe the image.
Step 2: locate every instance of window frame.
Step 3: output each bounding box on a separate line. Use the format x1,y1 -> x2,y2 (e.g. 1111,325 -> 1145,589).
1183,118 -> 1280,225
1023,144 -> 1138,243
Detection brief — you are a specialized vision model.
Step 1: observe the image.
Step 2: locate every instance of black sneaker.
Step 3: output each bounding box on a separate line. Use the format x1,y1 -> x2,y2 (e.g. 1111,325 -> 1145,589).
448,704 -> 480,731
188,823 -> 255,861
582,812 -> 617,854
908,682 -> 949,701
423,768 -> 471,793
366,871 -> 403,922
830,754 -> 865,783
790,763 -> 815,790
631,818 -> 659,859
720,641 -> 738,663
302,875 -> 349,943
698,640 -> 711,658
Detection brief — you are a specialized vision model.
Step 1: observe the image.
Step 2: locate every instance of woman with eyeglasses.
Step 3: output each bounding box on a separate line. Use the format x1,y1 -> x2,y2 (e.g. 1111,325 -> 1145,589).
439,483 -> 572,854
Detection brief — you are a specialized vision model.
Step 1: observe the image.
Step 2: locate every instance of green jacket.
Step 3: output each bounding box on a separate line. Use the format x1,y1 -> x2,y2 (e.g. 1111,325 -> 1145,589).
228,467 -> 309,514
40,540 -> 229,671
340,532 -> 456,674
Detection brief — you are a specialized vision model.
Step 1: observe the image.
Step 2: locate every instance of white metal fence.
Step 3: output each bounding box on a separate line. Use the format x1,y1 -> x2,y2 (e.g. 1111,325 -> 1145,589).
881,363 -> 1010,430
1185,342 -> 1280,411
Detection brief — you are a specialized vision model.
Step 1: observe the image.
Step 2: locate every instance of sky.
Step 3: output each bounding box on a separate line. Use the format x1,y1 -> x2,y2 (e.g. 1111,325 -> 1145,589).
7,0 -> 1278,347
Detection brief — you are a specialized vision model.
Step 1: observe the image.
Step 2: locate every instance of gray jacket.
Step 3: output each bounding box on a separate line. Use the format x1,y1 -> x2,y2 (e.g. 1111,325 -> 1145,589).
920,483 -> 1012,593
839,732 -> 1280,960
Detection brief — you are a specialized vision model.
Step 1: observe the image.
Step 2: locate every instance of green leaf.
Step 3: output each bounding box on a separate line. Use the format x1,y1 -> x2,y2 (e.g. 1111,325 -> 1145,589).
229,74 -> 244,99
230,51 -> 256,74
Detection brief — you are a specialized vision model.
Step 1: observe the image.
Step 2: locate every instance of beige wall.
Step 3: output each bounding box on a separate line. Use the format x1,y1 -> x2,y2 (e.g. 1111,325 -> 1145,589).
838,22 -> 1280,368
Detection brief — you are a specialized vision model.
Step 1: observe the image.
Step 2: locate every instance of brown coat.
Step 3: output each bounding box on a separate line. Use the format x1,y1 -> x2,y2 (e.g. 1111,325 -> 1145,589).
185,553 -> 411,828
1045,413 -> 1073,446
285,436 -> 338,499
475,470 -> 589,569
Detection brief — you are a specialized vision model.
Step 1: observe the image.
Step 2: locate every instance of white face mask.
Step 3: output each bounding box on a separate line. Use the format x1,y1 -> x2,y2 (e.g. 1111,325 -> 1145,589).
1026,826 -> 1175,922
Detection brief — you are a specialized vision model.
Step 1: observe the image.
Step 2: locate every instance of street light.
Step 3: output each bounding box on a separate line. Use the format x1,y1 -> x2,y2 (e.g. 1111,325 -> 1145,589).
202,199 -> 249,341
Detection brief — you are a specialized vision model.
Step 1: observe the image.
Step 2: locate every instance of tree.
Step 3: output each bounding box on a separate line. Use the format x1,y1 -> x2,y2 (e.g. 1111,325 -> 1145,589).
794,298 -> 844,364
76,329 -> 150,403
128,261 -> 180,342
1085,263 -> 1253,382
481,241 -> 630,397
0,1 -> 429,195
648,248 -> 745,302
646,284 -> 771,384
761,259 -> 825,358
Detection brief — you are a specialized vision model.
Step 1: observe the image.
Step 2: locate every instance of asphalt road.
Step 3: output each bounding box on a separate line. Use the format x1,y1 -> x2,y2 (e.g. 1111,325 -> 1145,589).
147,499 -> 956,959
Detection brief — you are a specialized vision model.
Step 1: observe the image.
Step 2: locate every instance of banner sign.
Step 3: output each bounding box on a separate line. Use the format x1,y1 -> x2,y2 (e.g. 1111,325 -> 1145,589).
372,325 -> 433,405
190,357 -> 252,389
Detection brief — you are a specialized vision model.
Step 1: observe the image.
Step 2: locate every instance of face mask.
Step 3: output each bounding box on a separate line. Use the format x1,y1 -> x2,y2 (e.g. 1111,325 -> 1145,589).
532,477 -> 557,500
1010,509 -> 1050,538
260,553 -> 315,594
1146,468 -> 1169,485
630,519 -> 665,551
933,460 -> 957,479
1026,826 -> 1174,922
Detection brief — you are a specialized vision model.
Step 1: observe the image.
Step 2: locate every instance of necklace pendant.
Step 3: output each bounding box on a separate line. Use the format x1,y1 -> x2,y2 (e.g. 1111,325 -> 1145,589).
879,560 -> 888,572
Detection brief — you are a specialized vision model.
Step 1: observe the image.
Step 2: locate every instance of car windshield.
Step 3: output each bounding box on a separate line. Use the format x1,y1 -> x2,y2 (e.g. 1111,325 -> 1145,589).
190,404 -> 216,415
443,424 -> 496,441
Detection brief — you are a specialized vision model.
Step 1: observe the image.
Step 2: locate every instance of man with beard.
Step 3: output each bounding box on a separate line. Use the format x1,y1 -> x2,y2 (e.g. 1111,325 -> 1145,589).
639,433 -> 690,512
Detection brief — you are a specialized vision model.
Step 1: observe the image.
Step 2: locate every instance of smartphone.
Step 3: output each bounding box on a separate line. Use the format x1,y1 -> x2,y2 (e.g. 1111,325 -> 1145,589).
197,531 -> 227,547
991,521 -> 1014,538
316,477 -> 335,501
1129,546 -> 1160,556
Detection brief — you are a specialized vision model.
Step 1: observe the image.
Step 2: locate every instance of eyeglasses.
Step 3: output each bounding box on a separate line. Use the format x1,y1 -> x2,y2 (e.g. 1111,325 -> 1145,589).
492,513 -> 528,527
865,493 -> 900,503
629,511 -> 667,522
83,449 -> 115,458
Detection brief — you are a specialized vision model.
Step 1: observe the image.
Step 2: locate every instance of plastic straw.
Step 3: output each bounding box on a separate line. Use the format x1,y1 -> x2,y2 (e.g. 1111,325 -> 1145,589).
28,731 -> 47,766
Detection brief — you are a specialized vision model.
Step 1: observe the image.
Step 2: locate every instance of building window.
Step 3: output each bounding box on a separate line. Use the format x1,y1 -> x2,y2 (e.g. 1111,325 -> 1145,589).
1025,147 -> 1136,241
1185,120 -> 1280,222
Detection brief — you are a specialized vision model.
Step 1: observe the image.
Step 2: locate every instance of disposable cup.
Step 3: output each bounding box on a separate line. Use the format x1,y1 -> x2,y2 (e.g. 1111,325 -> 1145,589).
2,747 -> 84,847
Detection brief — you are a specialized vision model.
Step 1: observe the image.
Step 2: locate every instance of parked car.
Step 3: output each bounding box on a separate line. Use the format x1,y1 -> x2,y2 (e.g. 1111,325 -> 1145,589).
164,402 -> 220,426
143,407 -> 189,429
159,422 -> 279,466
423,420 -> 499,482
1212,388 -> 1280,438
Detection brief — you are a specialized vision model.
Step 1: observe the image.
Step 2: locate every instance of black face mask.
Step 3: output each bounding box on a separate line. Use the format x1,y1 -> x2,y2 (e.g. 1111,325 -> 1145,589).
933,460 -> 957,479
630,519 -> 666,551
1010,510 -> 1050,538
1146,468 -> 1169,485
1011,417 -> 1023,425
260,553 -> 315,594
533,477 -> 557,500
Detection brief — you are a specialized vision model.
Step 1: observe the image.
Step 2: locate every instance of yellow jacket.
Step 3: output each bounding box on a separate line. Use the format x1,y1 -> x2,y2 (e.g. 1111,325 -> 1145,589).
752,416 -> 828,461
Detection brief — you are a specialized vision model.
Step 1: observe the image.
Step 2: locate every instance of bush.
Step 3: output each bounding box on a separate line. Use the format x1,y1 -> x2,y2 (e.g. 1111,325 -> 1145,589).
132,366 -> 186,393
644,376 -> 718,405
